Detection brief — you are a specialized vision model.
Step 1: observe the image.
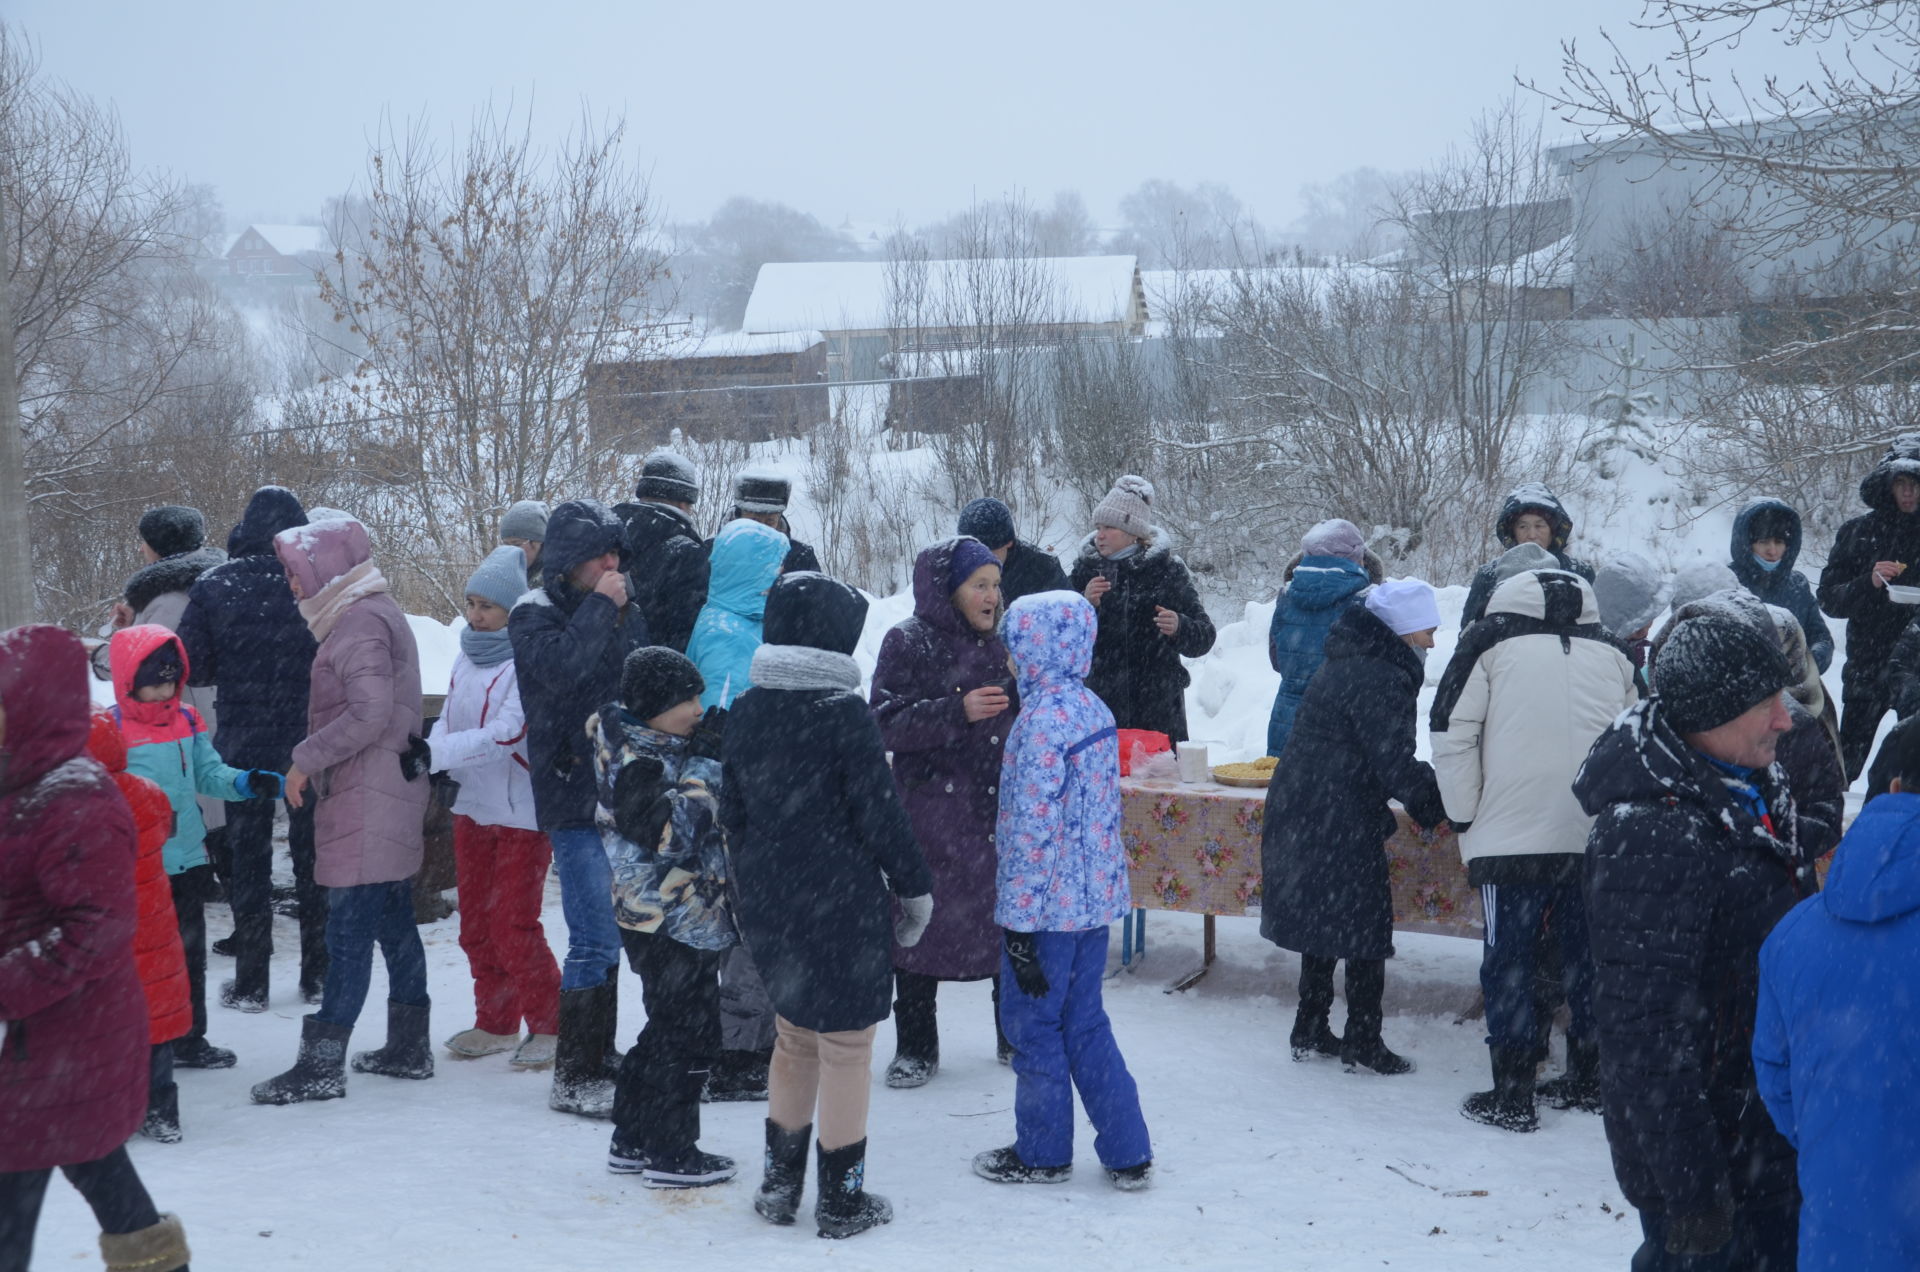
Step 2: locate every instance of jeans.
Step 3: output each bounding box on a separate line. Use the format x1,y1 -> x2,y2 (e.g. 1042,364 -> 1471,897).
1001,928 -> 1151,1171
452,817 -> 561,1035
314,879 -> 428,1029
611,930 -> 721,1157
226,793 -> 327,996
1478,878 -> 1594,1052
1632,1204 -> 1798,1272
0,1147 -> 163,1272
550,826 -> 622,992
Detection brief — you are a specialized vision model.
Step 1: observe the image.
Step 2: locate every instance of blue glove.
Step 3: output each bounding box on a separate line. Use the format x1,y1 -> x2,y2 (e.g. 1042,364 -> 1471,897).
237,770 -> 284,800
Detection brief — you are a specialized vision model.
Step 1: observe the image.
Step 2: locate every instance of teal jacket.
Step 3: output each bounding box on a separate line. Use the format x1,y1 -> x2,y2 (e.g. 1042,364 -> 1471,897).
687,519 -> 790,709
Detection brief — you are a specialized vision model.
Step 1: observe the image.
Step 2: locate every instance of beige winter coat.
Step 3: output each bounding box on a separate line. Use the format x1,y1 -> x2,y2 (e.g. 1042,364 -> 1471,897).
1432,571 -> 1640,863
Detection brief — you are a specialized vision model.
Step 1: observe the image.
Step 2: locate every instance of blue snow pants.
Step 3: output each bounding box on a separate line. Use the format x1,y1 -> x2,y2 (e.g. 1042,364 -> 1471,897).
1478,878 -> 1595,1052
999,927 -> 1151,1171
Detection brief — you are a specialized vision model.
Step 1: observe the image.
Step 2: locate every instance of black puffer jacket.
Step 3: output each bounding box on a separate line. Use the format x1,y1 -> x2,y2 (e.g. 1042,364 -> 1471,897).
1065,533 -> 1216,741
1459,484 -> 1594,628
720,573 -> 935,1033
998,538 -> 1069,608
1259,604 -> 1446,960
175,487 -> 317,768
702,514 -> 821,577
1728,498 -> 1834,673
1572,698 -> 1803,1220
1819,433 -> 1920,687
616,499 -> 709,653
511,500 -> 651,831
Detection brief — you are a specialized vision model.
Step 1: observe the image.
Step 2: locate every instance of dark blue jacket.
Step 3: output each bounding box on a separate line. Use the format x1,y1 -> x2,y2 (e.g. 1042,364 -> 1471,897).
1729,498 -> 1835,673
175,487 -> 317,768
1265,554 -> 1372,757
510,500 -> 650,831
1755,791 -> 1920,1271
1818,435 -> 1920,690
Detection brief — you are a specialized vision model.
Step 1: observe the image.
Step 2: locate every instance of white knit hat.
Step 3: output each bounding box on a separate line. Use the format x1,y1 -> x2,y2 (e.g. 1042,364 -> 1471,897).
1365,579 -> 1441,636
1093,475 -> 1155,539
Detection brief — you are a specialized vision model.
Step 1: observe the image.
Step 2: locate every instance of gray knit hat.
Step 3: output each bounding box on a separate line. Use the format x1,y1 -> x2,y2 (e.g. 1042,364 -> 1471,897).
464,544 -> 530,612
1093,475 -> 1155,540
636,449 -> 699,505
1492,542 -> 1560,585
499,500 -> 549,543
1593,551 -> 1669,638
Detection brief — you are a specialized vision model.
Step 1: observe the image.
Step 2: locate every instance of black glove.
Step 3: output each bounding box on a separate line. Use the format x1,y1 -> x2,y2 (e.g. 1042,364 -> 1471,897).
241,770 -> 285,800
612,753 -> 669,845
1665,1198 -> 1736,1256
400,733 -> 432,782
688,705 -> 727,762
1004,929 -> 1049,999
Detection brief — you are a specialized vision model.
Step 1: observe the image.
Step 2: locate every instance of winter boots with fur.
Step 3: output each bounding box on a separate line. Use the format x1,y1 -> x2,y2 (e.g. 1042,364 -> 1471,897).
351,1000 -> 435,1080
444,1027 -> 519,1059
813,1139 -> 892,1239
1462,1046 -> 1540,1132
550,977 -> 619,1118
251,1015 -> 351,1105
99,1212 -> 190,1272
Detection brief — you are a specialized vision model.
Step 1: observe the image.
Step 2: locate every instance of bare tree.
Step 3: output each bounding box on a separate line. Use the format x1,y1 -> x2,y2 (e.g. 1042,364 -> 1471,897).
304,108 -> 671,610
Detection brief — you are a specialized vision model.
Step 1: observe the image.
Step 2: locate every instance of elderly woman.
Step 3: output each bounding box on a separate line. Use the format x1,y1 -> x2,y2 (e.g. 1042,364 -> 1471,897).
1460,484 -> 1594,628
870,536 -> 1016,1088
1066,476 -> 1216,741
252,515 -> 433,1105
1266,519 -> 1382,757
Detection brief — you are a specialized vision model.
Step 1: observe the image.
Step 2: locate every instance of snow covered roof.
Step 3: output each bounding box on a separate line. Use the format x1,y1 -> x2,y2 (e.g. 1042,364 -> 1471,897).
234,224 -> 331,257
743,255 -> 1142,334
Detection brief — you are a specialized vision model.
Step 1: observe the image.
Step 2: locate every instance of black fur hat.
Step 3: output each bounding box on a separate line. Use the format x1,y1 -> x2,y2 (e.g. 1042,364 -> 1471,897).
138,505 -> 206,559
620,646 -> 705,722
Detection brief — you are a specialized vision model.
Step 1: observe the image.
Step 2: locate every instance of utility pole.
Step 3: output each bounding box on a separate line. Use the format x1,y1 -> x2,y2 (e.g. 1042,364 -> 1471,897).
0,190 -> 31,627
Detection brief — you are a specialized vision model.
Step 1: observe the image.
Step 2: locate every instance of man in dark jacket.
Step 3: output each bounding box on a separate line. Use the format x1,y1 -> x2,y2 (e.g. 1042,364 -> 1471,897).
615,450 -> 709,653
957,497 -> 1066,607
510,498 -> 650,1118
176,486 -> 326,1013
1755,718 -> 1920,1271
1819,433 -> 1920,779
1459,483 -> 1595,628
1730,498 -> 1834,674
714,466 -> 821,575
1574,611 -> 1805,1272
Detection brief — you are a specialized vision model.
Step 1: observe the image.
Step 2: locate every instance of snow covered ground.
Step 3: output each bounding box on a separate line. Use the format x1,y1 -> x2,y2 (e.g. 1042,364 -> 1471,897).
36,893 -> 1640,1269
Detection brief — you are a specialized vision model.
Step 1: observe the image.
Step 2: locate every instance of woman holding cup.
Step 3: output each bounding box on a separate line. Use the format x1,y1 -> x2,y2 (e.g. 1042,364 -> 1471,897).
870,537 -> 1019,1087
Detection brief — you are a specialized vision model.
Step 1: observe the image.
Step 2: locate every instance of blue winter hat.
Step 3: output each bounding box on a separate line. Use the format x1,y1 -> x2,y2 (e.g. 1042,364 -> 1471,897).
465,545 -> 530,612
957,498 -> 1016,550
947,536 -> 1000,596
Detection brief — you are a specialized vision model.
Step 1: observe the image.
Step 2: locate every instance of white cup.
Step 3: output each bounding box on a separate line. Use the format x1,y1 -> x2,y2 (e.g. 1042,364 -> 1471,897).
1176,741 -> 1210,784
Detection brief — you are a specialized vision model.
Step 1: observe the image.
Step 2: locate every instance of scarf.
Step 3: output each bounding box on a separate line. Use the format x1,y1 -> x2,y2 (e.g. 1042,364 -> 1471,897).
299,559 -> 390,642
1103,542 -> 1142,562
461,625 -> 514,667
749,643 -> 863,693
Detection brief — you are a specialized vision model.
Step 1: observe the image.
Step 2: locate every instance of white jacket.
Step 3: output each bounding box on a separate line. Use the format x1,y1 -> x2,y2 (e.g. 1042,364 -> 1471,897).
1431,571 -> 1639,863
427,652 -> 539,832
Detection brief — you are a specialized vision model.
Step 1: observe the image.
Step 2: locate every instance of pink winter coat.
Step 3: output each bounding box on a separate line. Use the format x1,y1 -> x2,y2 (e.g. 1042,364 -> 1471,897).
0,625 -> 148,1173
276,518 -> 428,887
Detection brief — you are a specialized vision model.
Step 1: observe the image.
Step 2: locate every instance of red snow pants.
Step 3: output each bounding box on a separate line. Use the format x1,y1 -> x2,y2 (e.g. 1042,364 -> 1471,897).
452,816 -> 561,1036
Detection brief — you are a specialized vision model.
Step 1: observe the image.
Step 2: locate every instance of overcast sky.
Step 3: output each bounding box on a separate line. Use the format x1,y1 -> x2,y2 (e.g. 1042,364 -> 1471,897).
10,1 -> 1816,234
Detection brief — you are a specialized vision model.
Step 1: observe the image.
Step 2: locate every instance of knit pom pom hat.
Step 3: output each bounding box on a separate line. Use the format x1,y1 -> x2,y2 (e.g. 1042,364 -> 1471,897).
1093,475 -> 1155,540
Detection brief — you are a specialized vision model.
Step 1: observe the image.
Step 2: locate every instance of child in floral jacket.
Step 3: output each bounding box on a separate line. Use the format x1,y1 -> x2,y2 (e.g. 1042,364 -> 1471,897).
973,590 -> 1152,1190
590,646 -> 738,1190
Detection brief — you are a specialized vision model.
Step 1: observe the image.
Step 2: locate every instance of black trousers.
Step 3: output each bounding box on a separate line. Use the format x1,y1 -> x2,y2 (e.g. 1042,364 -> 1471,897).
1839,673 -> 1892,783
0,1147 -> 162,1272
1298,955 -> 1386,1044
1631,1202 -> 1798,1272
892,968 -> 1010,1060
168,868 -> 210,1041
225,794 -> 327,996
611,930 -> 721,1157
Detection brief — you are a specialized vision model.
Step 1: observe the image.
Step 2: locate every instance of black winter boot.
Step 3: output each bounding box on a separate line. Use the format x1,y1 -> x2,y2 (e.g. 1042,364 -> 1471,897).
600,970 -> 625,1074
754,1120 -> 811,1224
351,1000 -> 435,1080
550,982 -> 617,1118
141,1084 -> 183,1144
251,1015 -> 350,1105
1537,1038 -> 1601,1113
1290,1005 -> 1342,1062
971,1145 -> 1072,1184
1461,1046 -> 1539,1132
991,978 -> 1014,1065
1337,960 -> 1410,1074
814,1139 -> 892,1239
170,1035 -> 237,1070
884,974 -> 939,1089
704,1047 -> 773,1102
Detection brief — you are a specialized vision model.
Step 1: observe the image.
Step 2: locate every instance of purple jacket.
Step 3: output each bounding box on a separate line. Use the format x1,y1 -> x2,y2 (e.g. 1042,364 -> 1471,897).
870,538 -> 1016,979
277,519 -> 428,888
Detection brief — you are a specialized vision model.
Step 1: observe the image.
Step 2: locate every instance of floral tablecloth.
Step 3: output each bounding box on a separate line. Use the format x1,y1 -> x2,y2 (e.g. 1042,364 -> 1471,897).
1120,777 -> 1482,940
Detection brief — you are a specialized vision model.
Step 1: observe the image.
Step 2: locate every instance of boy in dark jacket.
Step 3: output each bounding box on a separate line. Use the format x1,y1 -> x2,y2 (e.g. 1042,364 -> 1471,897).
1755,718 -> 1920,1272
957,497 -> 1067,607
615,450 -> 709,653
1575,612 -> 1805,1272
510,498 -> 651,1118
176,486 -> 326,1013
593,647 -> 738,1189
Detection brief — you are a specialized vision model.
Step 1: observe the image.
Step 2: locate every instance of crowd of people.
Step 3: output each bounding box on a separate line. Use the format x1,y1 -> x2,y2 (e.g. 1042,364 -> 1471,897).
4,438 -> 1918,1268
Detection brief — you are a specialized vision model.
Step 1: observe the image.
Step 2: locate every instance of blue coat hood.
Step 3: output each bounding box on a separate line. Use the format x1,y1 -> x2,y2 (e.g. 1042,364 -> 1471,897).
1821,791 -> 1920,923
1283,555 -> 1371,611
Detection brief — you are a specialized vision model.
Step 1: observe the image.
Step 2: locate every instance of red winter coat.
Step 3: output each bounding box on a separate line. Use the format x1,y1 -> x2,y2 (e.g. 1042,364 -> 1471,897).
87,708 -> 191,1046
0,625 -> 148,1173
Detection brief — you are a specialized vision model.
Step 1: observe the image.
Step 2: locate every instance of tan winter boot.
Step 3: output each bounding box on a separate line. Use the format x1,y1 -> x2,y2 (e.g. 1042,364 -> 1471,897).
99,1212 -> 189,1272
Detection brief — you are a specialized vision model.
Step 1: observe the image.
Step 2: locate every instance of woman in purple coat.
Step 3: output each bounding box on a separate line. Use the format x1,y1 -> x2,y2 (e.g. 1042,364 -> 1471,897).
870,537 -> 1017,1087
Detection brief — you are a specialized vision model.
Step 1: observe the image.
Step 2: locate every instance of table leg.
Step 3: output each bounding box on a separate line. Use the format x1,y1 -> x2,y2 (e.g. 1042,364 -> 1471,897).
1121,908 -> 1135,966
1203,913 -> 1216,967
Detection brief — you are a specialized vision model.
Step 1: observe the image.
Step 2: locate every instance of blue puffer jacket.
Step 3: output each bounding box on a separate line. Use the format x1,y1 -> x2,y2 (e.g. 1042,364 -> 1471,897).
686,519 -> 790,709
1755,791 -> 1920,1271
1266,554 -> 1373,757
175,487 -> 317,768
509,500 -> 651,832
1729,497 -> 1835,674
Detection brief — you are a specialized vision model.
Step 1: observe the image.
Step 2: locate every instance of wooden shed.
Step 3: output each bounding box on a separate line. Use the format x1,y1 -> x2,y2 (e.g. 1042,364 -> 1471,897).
585,331 -> 830,451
